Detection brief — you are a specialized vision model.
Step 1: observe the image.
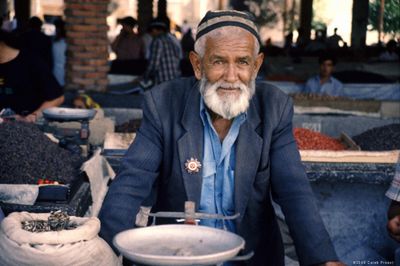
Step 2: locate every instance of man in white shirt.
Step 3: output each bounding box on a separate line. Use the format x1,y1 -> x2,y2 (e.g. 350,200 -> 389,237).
303,54 -> 344,97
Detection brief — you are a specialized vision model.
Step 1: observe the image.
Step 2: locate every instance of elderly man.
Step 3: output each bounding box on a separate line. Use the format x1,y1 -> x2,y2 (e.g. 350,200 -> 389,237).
99,10 -> 343,266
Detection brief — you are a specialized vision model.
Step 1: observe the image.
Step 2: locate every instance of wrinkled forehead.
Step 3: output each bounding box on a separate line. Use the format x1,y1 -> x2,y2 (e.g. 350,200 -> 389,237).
202,27 -> 257,55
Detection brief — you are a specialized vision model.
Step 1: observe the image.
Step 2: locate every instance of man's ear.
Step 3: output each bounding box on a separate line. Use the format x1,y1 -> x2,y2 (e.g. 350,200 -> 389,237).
253,52 -> 264,78
189,51 -> 202,80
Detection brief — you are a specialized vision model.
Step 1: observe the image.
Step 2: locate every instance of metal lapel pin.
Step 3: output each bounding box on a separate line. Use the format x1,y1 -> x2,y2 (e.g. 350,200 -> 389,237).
185,157 -> 202,174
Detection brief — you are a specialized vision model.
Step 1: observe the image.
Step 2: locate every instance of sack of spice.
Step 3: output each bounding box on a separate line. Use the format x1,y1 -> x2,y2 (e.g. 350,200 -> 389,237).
0,211 -> 121,266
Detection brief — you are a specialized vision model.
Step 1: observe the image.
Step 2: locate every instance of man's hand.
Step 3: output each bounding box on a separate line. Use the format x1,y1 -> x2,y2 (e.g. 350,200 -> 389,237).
387,215 -> 400,242
23,113 -> 38,123
12,114 -> 34,122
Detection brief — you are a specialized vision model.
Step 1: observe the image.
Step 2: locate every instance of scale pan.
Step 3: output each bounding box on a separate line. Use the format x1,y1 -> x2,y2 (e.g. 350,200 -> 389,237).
113,224 -> 245,266
43,107 -> 96,121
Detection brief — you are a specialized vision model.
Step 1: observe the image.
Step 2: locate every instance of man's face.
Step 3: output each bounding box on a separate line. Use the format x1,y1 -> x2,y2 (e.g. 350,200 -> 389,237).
319,60 -> 334,78
190,30 -> 264,119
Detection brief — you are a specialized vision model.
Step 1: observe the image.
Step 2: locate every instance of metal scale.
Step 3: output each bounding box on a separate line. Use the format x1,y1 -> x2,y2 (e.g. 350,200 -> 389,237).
40,107 -> 97,156
113,201 -> 253,266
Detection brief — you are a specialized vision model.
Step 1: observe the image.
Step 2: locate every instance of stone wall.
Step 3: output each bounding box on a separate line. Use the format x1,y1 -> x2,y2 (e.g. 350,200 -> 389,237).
64,0 -> 110,92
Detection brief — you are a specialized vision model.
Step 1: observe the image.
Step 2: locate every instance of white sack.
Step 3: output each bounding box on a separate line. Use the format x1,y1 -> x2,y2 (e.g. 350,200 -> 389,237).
0,212 -> 121,266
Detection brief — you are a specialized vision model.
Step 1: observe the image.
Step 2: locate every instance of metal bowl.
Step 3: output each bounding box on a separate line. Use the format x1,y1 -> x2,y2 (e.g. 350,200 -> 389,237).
42,107 -> 96,121
113,224 -> 245,266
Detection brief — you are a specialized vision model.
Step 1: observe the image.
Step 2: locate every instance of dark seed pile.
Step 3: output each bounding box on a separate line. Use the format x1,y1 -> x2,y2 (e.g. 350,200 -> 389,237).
115,119 -> 142,133
352,124 -> 400,151
0,121 -> 83,184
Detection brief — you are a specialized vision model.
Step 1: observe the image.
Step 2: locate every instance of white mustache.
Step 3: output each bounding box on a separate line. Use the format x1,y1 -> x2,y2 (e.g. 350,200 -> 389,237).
215,81 -> 247,91
200,77 -> 255,120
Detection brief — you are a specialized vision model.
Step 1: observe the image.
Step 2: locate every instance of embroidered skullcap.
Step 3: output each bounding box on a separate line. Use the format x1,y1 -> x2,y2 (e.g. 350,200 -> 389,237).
195,10 -> 261,45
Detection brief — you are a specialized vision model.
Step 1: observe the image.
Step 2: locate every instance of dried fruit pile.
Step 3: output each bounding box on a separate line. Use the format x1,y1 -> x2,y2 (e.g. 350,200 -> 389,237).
352,124 -> 400,151
0,121 -> 83,184
290,93 -> 350,101
293,128 -> 346,150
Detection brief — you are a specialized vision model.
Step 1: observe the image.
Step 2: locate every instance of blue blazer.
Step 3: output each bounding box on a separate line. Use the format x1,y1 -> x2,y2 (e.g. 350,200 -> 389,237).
99,77 -> 338,266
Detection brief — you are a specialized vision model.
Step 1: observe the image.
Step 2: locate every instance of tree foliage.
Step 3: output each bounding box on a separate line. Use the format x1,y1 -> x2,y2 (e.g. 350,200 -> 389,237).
369,0 -> 400,36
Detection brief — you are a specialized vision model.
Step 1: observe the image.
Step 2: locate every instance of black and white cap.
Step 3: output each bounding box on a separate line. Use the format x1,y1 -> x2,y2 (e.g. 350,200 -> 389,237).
195,10 -> 261,45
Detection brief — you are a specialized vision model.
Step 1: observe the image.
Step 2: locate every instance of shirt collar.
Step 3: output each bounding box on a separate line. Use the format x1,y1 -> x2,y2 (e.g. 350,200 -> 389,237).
316,75 -> 334,84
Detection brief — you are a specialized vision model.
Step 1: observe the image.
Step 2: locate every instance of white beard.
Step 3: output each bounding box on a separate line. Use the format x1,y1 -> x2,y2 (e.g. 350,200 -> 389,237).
199,76 -> 255,120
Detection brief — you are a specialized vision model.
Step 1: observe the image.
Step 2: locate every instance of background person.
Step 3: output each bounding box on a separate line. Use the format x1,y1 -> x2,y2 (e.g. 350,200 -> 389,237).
19,16 -> 53,70
303,54 -> 344,96
181,28 -> 195,59
142,18 -> 181,85
111,16 -> 145,61
72,94 -> 100,109
386,156 -> 400,263
327,28 -> 344,50
99,10 -> 344,266
110,16 -> 146,75
379,40 -> 399,62
0,30 -> 63,122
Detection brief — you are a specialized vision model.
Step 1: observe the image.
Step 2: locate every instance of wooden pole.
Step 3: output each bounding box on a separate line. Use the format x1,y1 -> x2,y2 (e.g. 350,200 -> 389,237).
137,0 -> 153,35
283,0 -> 288,38
14,0 -> 30,31
300,0 -> 313,44
351,0 -> 369,49
378,0 -> 385,43
158,0 -> 167,19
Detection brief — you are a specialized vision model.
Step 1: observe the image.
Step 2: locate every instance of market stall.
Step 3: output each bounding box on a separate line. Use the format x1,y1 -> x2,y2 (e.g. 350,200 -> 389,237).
0,120 -> 90,216
0,109 -> 120,265
101,108 -> 400,265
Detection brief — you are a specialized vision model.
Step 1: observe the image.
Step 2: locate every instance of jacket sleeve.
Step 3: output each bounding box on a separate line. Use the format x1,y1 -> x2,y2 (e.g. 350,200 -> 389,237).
98,90 -> 163,252
269,97 -> 338,265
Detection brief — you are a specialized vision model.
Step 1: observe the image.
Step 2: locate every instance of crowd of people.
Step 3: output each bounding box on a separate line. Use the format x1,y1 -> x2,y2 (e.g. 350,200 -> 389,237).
1,12 -> 398,111
109,15 -> 192,84
265,26 -> 400,62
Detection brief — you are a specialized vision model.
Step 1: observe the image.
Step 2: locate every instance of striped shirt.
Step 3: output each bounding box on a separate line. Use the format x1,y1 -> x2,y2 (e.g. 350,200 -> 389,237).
386,155 -> 400,201
145,33 -> 181,85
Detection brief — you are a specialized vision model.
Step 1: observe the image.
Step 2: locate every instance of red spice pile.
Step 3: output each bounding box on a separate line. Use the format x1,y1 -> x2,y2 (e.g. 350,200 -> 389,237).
293,128 -> 346,150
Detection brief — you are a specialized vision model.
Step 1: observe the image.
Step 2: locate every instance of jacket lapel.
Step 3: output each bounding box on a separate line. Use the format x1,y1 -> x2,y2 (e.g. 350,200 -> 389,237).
177,83 -> 263,217
177,82 -> 204,208
235,100 -> 263,225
